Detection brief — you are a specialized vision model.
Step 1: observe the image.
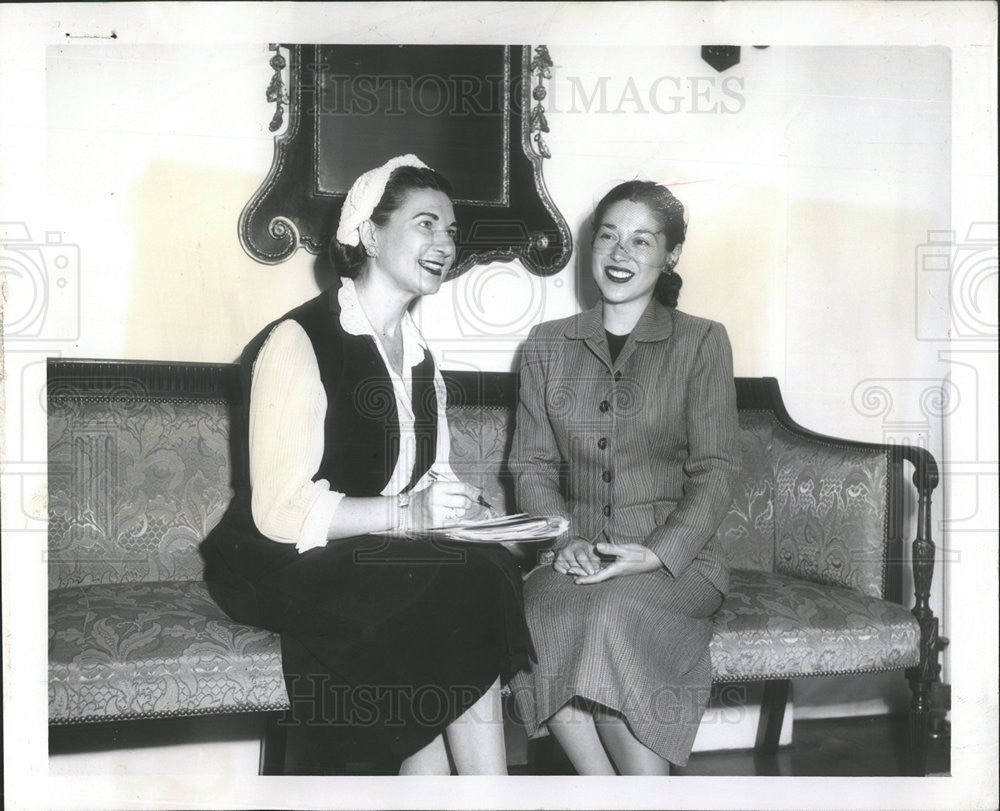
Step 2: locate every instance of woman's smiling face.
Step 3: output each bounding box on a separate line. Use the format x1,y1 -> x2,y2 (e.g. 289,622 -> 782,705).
371,188 -> 457,297
591,199 -> 679,310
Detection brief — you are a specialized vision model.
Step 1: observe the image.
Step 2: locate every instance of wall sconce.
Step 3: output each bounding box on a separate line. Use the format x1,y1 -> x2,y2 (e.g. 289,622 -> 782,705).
701,46 -> 741,73
701,45 -> 769,73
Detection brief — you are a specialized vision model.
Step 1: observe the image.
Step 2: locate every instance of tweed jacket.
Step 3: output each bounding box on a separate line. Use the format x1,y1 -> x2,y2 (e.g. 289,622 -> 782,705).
510,297 -> 739,595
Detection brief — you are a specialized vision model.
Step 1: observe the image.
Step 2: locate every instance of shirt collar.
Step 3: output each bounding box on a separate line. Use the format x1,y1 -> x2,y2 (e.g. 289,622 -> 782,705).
336,276 -> 428,369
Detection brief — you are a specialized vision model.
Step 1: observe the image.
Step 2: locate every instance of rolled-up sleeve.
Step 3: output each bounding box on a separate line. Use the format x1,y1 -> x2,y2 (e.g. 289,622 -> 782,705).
248,319 -> 345,553
645,322 -> 740,575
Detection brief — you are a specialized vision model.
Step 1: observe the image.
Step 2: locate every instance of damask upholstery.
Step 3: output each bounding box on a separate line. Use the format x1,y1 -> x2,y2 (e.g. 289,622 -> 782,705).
445,405 -> 513,516
715,411 -> 777,573
47,363 -> 925,740
48,398 -> 232,589
49,580 -> 286,724
710,569 -> 918,681
771,427 -> 890,598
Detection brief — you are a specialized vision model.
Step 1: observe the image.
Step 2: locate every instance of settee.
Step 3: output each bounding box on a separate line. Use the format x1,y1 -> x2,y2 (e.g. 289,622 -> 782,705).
47,357 -> 943,775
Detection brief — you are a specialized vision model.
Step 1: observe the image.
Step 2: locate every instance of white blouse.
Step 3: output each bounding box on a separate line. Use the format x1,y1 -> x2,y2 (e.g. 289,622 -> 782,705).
248,277 -> 456,553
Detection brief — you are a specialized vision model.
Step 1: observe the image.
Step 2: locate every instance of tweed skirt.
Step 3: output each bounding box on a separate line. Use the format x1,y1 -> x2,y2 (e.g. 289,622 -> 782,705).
509,563 -> 723,766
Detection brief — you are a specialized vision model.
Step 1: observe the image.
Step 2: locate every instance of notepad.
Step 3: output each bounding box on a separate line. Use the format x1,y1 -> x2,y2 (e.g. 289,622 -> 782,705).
443,514 -> 568,543
379,514 -> 568,544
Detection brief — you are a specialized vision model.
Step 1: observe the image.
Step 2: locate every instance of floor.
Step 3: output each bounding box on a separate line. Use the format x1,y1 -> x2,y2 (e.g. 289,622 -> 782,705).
278,713 -> 950,776
521,714 -> 950,777
49,711 -> 950,777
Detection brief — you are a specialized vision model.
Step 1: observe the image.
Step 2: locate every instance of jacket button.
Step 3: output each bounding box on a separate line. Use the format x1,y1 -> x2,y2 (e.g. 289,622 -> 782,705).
602,470 -> 613,483
602,505 -> 611,517
614,370 -> 622,381
599,400 -> 610,412
597,437 -> 608,449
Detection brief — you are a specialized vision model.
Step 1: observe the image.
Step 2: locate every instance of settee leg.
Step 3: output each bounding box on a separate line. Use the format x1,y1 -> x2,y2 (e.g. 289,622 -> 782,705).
259,712 -> 288,775
908,706 -> 929,777
906,636 -> 947,776
904,458 -> 944,777
754,679 -> 790,755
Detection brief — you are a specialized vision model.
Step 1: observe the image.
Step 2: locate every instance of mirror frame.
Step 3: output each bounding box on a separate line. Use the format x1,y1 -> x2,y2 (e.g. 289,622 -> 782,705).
239,44 -> 572,277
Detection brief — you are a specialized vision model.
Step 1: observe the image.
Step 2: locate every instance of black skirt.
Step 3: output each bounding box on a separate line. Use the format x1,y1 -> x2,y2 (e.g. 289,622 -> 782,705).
201,514 -> 535,761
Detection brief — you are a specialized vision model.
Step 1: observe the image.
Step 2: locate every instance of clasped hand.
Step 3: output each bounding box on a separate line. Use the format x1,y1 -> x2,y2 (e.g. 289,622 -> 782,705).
553,538 -> 663,583
406,481 -> 491,530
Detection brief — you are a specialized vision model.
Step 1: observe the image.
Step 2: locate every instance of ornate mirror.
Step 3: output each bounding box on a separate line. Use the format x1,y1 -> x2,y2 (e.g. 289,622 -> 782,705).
240,44 -> 571,277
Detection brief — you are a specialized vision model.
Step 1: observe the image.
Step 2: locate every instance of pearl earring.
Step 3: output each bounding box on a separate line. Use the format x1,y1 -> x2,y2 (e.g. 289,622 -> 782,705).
366,245 -> 376,257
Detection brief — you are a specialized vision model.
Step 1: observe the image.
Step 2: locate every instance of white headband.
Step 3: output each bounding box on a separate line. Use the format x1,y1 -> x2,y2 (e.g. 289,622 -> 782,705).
335,154 -> 430,247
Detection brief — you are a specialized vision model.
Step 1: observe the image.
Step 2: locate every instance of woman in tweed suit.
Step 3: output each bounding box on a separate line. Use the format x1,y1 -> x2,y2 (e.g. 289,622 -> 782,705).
509,180 -> 739,774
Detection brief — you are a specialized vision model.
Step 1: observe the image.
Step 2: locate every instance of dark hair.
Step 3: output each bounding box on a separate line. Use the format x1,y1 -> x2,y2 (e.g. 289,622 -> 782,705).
591,180 -> 687,308
331,165 -> 454,278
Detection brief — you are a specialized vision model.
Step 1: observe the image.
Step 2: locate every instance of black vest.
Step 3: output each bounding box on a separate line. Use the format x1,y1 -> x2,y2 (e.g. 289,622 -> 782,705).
230,281 -> 438,535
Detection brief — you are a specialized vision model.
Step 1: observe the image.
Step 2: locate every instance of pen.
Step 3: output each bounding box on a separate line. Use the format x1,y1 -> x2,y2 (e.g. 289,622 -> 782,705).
427,470 -> 494,513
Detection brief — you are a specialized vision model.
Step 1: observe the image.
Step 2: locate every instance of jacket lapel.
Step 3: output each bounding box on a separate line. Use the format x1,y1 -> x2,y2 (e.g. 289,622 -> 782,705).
566,298 -> 676,370
565,302 -> 612,369
614,298 -> 675,368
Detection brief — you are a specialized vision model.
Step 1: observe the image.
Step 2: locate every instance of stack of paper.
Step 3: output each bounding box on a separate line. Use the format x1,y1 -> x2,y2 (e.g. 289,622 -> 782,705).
381,514 -> 568,544
443,514 -> 568,543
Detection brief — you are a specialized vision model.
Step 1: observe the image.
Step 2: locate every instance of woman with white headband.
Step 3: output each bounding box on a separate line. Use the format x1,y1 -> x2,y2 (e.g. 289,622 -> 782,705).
202,155 -> 535,774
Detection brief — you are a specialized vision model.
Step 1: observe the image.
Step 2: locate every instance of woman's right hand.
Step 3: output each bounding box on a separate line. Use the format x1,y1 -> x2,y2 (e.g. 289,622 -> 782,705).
407,481 -> 481,529
553,538 -> 601,577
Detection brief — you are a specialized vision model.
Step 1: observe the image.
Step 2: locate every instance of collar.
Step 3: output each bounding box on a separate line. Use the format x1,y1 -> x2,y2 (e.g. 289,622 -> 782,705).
333,276 -> 428,370
564,297 -> 675,343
